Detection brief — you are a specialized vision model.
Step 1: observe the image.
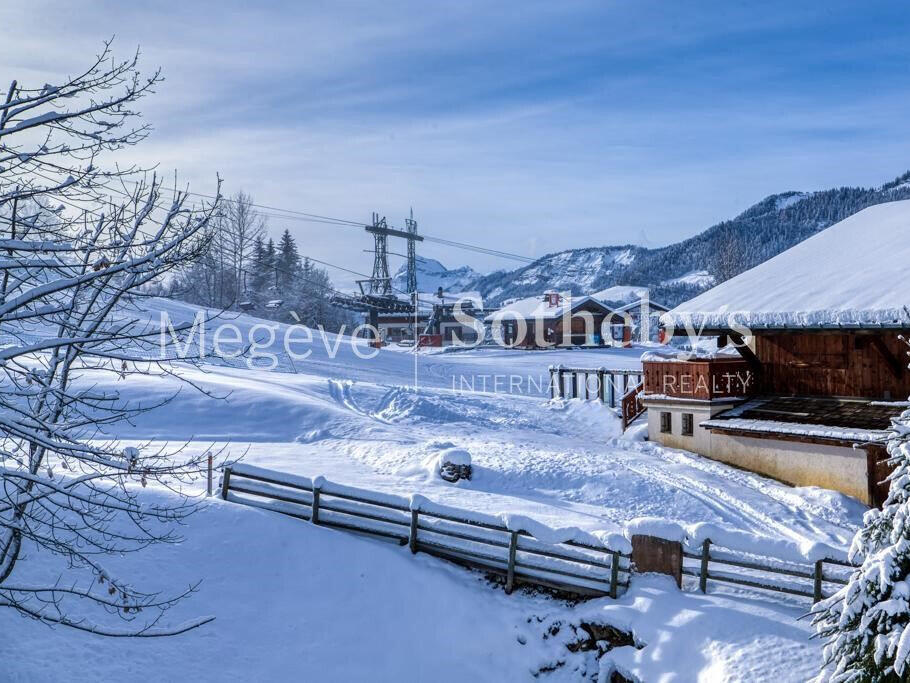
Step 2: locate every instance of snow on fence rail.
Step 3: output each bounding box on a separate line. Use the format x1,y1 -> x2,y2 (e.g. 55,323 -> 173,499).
681,541 -> 852,602
548,366 -> 643,408
626,518 -> 855,603
221,465 -> 857,605
221,464 -> 633,599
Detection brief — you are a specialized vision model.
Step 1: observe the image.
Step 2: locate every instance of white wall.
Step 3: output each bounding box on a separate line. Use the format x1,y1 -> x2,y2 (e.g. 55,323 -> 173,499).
644,398 -> 871,504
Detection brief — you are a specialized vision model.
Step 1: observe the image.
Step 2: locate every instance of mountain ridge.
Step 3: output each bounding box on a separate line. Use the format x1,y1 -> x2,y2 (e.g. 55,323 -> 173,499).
450,170 -> 910,307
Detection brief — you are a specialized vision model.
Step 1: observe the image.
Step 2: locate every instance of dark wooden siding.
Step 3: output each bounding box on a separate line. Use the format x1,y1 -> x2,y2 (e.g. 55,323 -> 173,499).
643,359 -> 754,400
754,333 -> 910,399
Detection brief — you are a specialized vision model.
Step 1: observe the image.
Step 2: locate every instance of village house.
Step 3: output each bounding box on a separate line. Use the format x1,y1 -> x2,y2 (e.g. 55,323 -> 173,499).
643,201 -> 910,506
484,291 -> 616,348
592,287 -> 672,346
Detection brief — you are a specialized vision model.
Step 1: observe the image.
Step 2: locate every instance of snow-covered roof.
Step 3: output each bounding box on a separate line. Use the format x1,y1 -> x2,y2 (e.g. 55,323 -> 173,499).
615,299 -> 672,314
483,293 -> 610,322
664,200 -> 910,330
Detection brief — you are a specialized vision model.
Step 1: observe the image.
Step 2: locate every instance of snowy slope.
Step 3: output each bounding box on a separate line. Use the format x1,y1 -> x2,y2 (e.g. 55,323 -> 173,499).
0,490 -> 824,682
58,297 -> 863,550
591,285 -> 650,306
2,295 -> 867,681
666,200 -> 910,329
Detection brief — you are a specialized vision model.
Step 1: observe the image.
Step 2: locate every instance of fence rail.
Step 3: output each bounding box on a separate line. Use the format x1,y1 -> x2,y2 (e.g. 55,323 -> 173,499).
222,464 -> 857,606
681,539 -> 853,602
222,464 -> 632,599
548,366 -> 643,408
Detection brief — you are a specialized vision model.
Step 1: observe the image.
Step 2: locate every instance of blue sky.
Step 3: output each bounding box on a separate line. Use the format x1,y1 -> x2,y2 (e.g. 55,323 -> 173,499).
3,1 -> 910,281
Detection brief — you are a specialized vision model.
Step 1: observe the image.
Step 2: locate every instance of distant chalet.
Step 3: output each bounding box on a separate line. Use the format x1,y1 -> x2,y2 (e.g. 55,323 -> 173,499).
485,291 -> 615,347
645,200 -> 910,507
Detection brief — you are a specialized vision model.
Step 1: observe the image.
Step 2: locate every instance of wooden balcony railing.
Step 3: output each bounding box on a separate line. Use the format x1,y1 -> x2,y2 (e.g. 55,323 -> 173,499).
642,357 -> 755,401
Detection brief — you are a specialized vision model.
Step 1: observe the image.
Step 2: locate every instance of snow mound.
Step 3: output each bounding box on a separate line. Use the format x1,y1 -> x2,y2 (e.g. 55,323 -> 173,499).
408,446 -> 474,483
373,386 -> 469,424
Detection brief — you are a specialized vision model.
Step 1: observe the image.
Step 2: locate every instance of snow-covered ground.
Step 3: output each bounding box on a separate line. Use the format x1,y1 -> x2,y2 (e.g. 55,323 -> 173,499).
1,489 -> 822,682
2,298 -> 866,681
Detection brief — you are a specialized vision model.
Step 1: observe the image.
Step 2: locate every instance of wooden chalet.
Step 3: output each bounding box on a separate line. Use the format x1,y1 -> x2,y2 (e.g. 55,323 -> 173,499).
484,292 -> 616,348
643,201 -> 910,506
591,286 -> 671,345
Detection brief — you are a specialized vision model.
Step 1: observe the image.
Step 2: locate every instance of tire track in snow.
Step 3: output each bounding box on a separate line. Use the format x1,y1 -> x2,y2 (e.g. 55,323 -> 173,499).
613,439 -> 855,547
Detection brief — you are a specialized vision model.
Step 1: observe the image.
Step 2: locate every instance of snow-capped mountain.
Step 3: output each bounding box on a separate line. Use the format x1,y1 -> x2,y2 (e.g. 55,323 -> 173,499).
390,257 -> 481,294
467,170 -> 910,307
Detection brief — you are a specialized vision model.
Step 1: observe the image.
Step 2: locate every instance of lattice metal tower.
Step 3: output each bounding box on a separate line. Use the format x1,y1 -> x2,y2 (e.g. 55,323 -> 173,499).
405,208 -> 418,294
368,212 -> 392,295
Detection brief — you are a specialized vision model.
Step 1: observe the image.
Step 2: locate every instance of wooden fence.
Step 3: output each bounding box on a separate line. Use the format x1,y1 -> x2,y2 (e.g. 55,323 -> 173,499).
221,464 -> 856,606
222,464 -> 632,599
548,366 -> 643,408
681,539 -> 852,603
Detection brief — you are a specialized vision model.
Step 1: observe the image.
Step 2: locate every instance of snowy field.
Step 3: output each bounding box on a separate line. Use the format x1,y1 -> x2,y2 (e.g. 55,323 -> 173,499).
2,298 -> 866,681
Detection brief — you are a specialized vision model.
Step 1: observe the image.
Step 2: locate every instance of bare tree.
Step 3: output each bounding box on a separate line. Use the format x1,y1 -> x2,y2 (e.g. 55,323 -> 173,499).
0,41 -> 224,635
220,192 -> 266,306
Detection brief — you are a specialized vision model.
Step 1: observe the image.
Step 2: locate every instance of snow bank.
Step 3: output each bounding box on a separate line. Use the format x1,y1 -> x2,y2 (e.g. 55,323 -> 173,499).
438,447 -> 471,468
686,521 -> 849,564
622,515 -> 849,564
626,516 -> 687,543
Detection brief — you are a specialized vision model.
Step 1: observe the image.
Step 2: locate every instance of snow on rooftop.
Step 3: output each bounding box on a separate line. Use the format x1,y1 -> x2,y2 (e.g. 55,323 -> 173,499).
664,200 -> 910,330
483,292 -> 605,321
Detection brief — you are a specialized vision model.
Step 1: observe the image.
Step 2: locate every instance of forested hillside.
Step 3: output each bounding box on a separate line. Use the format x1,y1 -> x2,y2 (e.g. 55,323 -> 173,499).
471,171 -> 910,306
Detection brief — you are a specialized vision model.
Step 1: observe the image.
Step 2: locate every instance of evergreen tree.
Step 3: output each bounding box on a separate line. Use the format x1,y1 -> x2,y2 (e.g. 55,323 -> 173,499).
263,238 -> 277,294
276,229 -> 302,293
813,338 -> 910,681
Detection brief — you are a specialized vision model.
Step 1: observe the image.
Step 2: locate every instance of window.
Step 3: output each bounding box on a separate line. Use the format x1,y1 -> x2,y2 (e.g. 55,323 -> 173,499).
660,411 -> 672,434
682,413 -> 694,436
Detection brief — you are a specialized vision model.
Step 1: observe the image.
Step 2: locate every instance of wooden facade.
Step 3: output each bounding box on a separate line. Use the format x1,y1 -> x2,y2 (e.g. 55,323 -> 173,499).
502,299 -> 612,348
752,332 -> 910,399
642,358 -> 754,401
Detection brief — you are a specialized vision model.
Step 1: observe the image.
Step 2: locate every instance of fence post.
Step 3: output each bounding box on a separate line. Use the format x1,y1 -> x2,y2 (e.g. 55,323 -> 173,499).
409,510 -> 419,554
609,375 -> 615,408
220,467 -> 232,500
609,550 -> 619,599
549,367 -> 556,399
597,369 -> 606,403
505,531 -> 519,594
557,368 -> 565,399
631,534 -> 683,588
813,560 -> 823,603
699,540 -> 711,593
206,453 -> 213,497
312,482 -> 321,525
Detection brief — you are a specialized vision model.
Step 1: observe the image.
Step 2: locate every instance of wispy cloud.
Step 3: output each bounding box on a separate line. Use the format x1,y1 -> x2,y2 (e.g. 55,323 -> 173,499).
2,1 -> 910,277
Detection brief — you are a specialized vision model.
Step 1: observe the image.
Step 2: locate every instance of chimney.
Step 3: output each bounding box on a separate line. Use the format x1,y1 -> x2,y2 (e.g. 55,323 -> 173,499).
545,291 -> 560,308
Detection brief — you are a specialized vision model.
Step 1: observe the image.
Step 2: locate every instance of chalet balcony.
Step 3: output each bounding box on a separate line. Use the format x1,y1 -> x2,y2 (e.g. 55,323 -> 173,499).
642,356 -> 756,401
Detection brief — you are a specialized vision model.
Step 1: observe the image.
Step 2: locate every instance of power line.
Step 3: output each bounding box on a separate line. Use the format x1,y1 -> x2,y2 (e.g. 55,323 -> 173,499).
131,183 -> 536,264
